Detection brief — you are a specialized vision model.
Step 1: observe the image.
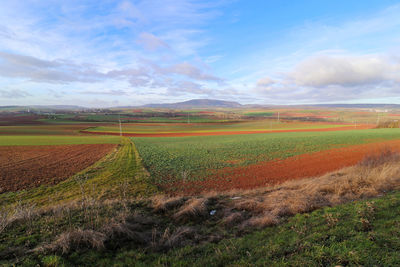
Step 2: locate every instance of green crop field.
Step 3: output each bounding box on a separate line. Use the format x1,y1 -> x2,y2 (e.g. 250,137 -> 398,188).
134,128 -> 400,184
244,111 -> 275,117
0,135 -> 120,146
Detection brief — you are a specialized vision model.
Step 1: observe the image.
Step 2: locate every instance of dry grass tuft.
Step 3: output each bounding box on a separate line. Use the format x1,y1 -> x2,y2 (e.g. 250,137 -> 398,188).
43,228 -> 106,254
173,198 -> 208,222
241,212 -> 279,229
221,211 -> 245,226
233,199 -> 264,214
102,220 -> 150,244
152,195 -> 185,212
0,209 -> 10,233
162,226 -> 198,248
359,149 -> 400,167
12,202 -> 37,223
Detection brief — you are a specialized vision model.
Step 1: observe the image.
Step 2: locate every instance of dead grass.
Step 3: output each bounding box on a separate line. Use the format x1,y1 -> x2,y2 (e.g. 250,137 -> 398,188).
241,212 -> 279,229
173,198 -> 209,222
160,226 -> 198,248
358,148 -> 400,167
0,209 -> 9,233
41,228 -> 106,254
152,195 -> 185,212
221,211 -> 245,226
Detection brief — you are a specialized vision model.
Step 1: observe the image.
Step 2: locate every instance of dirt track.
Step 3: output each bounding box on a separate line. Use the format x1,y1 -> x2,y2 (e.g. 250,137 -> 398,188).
0,144 -> 116,192
163,139 -> 400,194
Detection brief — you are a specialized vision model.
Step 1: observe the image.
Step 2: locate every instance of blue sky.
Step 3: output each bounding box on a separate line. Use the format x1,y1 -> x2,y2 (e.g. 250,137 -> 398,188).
0,0 -> 399,107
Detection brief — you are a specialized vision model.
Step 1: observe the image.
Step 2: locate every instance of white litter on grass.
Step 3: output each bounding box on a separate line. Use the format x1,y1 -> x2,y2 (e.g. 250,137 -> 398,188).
210,210 -> 216,216
231,196 -> 241,200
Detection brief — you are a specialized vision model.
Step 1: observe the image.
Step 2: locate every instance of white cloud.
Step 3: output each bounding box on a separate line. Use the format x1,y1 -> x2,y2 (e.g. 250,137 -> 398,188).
160,62 -> 222,82
0,0 -> 225,105
0,51 -> 222,93
168,80 -> 211,95
289,54 -> 399,87
256,76 -> 275,87
0,88 -> 31,98
255,52 -> 400,103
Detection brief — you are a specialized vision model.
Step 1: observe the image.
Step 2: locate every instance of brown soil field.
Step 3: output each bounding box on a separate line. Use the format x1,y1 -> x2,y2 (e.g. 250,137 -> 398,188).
0,144 -> 116,192
0,115 -> 45,126
81,124 -> 374,137
162,139 -> 400,195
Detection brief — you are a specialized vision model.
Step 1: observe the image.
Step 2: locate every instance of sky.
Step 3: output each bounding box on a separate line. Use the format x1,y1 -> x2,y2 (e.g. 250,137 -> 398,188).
0,0 -> 400,107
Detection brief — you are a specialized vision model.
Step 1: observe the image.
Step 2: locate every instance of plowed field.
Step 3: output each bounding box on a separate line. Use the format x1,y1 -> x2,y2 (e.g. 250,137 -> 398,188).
0,144 -> 116,192
162,139 -> 400,194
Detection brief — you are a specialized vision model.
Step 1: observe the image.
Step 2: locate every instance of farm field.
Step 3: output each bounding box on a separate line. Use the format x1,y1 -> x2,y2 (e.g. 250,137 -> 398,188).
0,124 -> 100,135
0,134 -> 120,146
0,144 -> 116,192
0,110 -> 400,265
0,138 -> 156,209
134,128 -> 400,194
84,119 -> 373,137
2,108 -> 400,265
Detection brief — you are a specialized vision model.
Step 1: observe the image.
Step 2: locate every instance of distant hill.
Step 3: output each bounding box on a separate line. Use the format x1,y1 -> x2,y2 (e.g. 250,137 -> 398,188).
2,102 -> 400,111
30,105 -> 86,110
142,99 -> 243,109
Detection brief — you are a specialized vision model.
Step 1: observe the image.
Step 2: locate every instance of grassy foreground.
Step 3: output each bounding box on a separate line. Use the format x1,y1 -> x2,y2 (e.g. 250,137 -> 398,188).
2,189 -> 400,266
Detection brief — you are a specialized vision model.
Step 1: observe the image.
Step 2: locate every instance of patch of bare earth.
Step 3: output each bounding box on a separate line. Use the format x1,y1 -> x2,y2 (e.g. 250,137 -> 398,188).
0,144 -> 116,192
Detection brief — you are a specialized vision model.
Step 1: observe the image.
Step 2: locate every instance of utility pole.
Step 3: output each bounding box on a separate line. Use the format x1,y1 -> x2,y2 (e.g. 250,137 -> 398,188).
119,114 -> 122,137
277,112 -> 280,123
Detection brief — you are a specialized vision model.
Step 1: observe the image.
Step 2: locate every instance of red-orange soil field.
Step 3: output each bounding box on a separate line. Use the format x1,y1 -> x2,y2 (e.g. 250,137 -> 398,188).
0,144 -> 116,192
82,124 -> 374,137
162,139 -> 400,195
